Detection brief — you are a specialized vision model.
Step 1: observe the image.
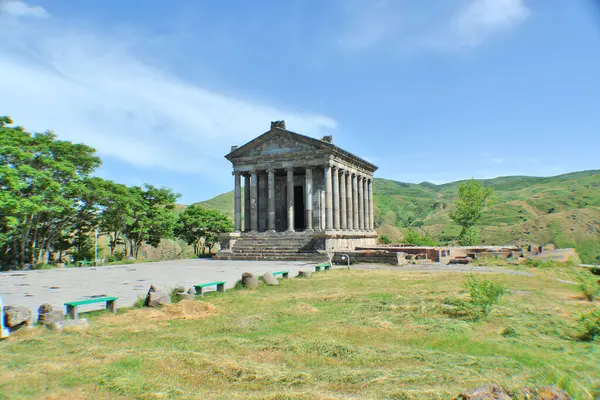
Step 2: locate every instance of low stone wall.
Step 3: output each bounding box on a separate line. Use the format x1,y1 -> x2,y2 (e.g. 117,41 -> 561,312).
332,251 -> 407,266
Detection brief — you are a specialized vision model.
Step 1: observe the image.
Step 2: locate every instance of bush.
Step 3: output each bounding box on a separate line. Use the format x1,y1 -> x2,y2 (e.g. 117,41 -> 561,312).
134,295 -> 146,308
576,270 -> 600,302
169,287 -> 186,303
464,274 -> 505,317
523,259 -> 578,269
378,235 -> 392,245
579,308 -> 600,341
403,229 -> 437,246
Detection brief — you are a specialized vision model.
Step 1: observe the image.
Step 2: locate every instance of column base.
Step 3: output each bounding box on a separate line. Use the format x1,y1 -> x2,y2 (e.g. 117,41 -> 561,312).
304,228 -> 314,233
266,230 -> 277,234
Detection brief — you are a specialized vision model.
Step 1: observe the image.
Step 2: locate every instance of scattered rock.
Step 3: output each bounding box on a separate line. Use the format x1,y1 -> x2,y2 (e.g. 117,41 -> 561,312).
49,319 -> 90,334
455,384 -> 512,400
178,293 -> 196,301
39,310 -> 64,326
3,306 -> 33,331
544,243 -> 557,251
522,386 -> 571,400
187,288 -> 196,295
144,285 -> 171,307
297,270 -> 312,279
241,272 -> 259,289
262,272 -> 279,286
37,303 -> 64,325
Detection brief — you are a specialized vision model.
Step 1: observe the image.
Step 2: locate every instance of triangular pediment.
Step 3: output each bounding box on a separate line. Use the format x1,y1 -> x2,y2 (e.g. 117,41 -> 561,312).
226,128 -> 331,160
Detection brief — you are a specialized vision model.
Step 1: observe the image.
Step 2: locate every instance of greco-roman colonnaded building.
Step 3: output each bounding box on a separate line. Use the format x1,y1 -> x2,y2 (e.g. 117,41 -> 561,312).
215,121 -> 378,261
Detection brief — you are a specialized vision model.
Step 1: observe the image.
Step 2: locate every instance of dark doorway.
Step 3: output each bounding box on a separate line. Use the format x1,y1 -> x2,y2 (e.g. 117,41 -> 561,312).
294,185 -> 305,230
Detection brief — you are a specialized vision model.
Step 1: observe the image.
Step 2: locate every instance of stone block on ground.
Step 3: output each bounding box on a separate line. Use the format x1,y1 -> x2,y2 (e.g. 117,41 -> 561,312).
297,270 -> 312,279
241,272 -> 259,289
178,293 -> 196,301
455,384 -> 511,400
262,272 -> 279,286
3,306 -> 33,331
523,386 -> 571,400
449,257 -> 473,265
38,304 -> 65,326
49,319 -> 90,334
144,285 -> 171,307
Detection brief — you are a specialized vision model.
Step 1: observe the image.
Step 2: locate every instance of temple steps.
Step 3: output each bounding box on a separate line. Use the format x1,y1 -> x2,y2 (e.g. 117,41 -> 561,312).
215,234 -> 328,261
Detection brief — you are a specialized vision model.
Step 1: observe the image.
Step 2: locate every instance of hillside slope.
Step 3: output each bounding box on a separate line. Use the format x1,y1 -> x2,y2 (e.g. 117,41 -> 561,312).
195,170 -> 600,263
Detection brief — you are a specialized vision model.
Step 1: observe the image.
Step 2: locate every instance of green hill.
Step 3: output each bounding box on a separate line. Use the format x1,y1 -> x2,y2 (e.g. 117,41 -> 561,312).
194,170 -> 600,263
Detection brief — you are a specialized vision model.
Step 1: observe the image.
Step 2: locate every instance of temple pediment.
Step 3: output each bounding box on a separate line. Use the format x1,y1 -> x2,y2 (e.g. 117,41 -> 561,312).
226,128 -> 329,160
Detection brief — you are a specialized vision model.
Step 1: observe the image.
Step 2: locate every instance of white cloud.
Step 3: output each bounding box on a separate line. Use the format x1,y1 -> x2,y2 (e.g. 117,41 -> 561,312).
336,0 -> 530,53
452,0 -> 530,47
0,21 -> 337,175
0,0 -> 48,18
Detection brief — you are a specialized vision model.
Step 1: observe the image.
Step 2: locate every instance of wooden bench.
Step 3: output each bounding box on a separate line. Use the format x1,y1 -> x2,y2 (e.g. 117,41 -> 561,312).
194,281 -> 226,296
314,262 -> 331,272
64,296 -> 118,319
273,271 -> 289,279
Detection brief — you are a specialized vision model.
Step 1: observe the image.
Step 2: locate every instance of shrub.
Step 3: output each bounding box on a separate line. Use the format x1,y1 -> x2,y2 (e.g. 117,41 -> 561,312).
134,295 -> 146,308
169,287 -> 186,303
576,270 -> 600,302
579,308 -> 600,341
378,235 -> 392,245
403,229 -> 437,246
464,274 -> 505,317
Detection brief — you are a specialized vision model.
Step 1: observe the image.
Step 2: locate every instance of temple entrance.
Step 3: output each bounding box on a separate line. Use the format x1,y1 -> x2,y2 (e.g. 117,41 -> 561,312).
294,185 -> 305,230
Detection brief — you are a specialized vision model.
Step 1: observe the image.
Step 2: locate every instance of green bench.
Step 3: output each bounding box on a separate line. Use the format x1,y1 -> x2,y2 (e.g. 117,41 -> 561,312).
194,281 -> 226,296
273,271 -> 289,279
314,262 -> 331,272
64,296 -> 118,319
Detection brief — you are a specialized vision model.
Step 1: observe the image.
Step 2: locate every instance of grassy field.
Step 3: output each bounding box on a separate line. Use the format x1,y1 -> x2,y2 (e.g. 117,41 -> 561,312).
1,267 -> 599,399
195,170 -> 600,263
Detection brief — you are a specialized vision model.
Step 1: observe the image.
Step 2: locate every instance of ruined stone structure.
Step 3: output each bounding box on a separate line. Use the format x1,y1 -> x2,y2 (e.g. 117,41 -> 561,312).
215,121 -> 378,261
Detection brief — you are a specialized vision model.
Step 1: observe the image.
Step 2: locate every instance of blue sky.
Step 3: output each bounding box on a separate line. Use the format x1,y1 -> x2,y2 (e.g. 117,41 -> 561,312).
1,0 -> 599,204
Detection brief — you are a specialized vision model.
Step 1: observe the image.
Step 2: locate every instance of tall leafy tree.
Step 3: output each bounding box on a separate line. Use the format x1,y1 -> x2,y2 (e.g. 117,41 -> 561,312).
450,180 -> 493,245
175,205 -> 233,256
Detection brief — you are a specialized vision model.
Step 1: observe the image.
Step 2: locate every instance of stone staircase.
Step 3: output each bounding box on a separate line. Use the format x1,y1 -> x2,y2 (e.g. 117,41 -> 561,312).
215,234 -> 329,261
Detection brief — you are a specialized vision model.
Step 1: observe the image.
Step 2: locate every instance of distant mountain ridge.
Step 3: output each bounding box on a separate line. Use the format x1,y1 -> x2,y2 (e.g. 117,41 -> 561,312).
194,170 -> 600,263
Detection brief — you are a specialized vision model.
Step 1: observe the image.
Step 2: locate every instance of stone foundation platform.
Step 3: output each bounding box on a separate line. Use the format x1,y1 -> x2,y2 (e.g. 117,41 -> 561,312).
215,231 -> 378,261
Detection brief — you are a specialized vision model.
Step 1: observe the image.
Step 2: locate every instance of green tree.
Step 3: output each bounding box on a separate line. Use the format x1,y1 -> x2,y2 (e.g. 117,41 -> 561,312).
450,180 -> 493,246
175,205 -> 233,256
0,117 -> 101,268
121,185 -> 180,259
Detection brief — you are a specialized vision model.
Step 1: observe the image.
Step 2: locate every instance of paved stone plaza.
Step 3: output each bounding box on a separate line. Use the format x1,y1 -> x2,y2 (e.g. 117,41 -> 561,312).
0,259 -> 316,318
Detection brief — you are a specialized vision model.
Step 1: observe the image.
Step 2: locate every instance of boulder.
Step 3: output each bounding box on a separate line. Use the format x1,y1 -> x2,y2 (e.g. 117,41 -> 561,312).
297,270 -> 312,279
39,310 -> 65,326
144,285 -> 171,307
544,243 -> 557,251
179,293 -> 196,301
522,386 -> 571,400
262,272 -> 279,286
187,288 -> 196,295
455,384 -> 512,400
49,319 -> 90,334
3,306 -> 33,331
37,303 -> 64,325
241,272 -> 259,289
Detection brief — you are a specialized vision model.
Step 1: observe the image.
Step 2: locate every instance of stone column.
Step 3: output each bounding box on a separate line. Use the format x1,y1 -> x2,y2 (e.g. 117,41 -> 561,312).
250,171 -> 258,232
324,165 -> 333,230
352,173 -> 359,230
346,171 -> 353,230
244,175 -> 250,232
305,167 -> 313,231
363,177 -> 368,230
340,170 -> 347,230
358,175 -> 364,230
332,167 -> 340,229
368,178 -> 374,230
286,167 -> 294,232
233,172 -> 242,232
267,168 -> 276,232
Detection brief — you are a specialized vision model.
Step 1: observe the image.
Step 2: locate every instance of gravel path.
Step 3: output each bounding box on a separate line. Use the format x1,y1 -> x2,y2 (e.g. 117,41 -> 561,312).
0,259 -> 316,318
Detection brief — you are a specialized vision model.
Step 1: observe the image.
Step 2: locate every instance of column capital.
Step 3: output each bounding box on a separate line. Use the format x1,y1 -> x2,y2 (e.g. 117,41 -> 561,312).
266,167 -> 275,173
286,166 -> 294,172
249,169 -> 257,175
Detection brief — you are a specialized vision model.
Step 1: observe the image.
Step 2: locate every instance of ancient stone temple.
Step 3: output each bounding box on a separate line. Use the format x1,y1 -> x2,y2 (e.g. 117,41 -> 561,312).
215,121 -> 378,261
